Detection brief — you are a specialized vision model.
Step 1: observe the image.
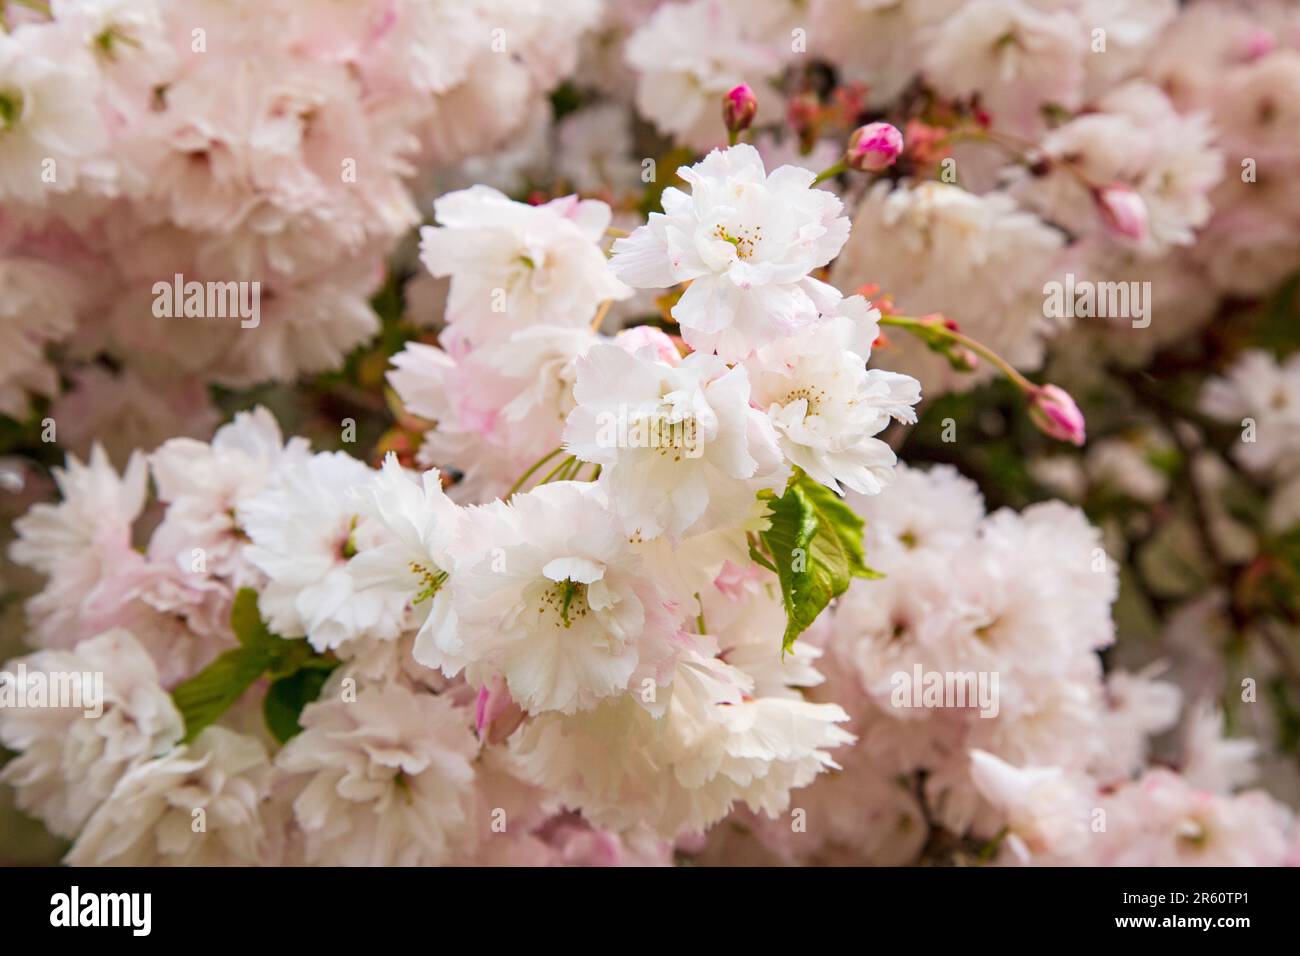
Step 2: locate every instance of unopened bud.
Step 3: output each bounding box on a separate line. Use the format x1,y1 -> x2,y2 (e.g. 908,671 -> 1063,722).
1095,185 -> 1148,242
846,122 -> 904,173
614,325 -> 683,365
1028,384 -> 1086,446
1244,30 -> 1276,61
723,84 -> 757,135
475,675 -> 526,745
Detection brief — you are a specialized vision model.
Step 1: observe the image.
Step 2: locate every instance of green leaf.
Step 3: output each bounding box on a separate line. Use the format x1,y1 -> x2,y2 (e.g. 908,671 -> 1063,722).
172,588 -> 335,744
747,543 -> 777,574
757,471 -> 881,654
172,646 -> 272,744
231,587 -> 276,650
760,481 -> 820,652
548,81 -> 583,120
263,667 -> 336,744
796,478 -> 881,581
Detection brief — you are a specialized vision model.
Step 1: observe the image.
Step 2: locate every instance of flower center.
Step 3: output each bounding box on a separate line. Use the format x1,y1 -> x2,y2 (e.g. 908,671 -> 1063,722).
1177,818 -> 1209,849
653,413 -> 697,461
0,89 -> 23,132
782,385 -> 828,416
538,579 -> 590,629
712,223 -> 761,260
338,515 -> 359,561
94,27 -> 141,58
993,31 -> 1023,53
409,561 -> 448,605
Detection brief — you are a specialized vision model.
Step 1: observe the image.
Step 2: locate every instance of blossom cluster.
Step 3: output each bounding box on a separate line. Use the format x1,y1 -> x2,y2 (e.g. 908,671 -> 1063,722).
1,139 -> 928,863
0,0 -> 600,429
699,465 -> 1295,865
2,0 -> 1299,868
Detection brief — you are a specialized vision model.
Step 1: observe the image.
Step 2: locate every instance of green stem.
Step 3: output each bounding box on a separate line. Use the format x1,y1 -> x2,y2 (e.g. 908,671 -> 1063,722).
560,456 -> 584,482
811,158 -> 847,186
538,454 -> 578,486
976,826 -> 1010,864
879,314 -> 1036,393
506,446 -> 563,499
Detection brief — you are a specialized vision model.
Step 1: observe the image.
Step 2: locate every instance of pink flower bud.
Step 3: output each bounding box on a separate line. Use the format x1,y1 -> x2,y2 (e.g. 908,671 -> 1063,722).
846,122 -> 904,172
1095,185 -> 1148,242
614,325 -> 683,365
1244,30 -> 1276,61
723,84 -> 757,135
475,675 -> 525,745
1028,384 -> 1086,446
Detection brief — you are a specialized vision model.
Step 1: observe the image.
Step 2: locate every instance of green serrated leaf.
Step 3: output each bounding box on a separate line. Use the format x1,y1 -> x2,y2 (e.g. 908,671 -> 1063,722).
172,646 -> 271,744
757,471 -> 883,654
797,477 -> 881,579
263,667 -> 336,744
760,482 -> 820,652
747,542 -> 777,573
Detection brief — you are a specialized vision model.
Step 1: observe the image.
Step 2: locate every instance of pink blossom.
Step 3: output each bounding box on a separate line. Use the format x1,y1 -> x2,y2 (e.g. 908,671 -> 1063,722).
1029,384 -> 1087,446
846,122 -> 904,172
723,84 -> 757,135
1095,185 -> 1149,242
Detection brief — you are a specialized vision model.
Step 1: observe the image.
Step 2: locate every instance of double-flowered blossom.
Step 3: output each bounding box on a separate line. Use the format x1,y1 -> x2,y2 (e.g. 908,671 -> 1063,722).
420,187 -> 630,346
743,295 -> 921,494
701,464 -> 1295,866
623,0 -> 779,151
0,630 -> 183,839
610,145 -> 850,361
388,324 -> 599,503
1200,349 -> 1300,477
347,454 -> 461,663
2,0 -> 1297,869
275,682 -> 478,866
422,480 -> 683,715
0,0 -> 605,430
563,344 -> 788,539
240,451 -> 409,652
66,726 -> 274,866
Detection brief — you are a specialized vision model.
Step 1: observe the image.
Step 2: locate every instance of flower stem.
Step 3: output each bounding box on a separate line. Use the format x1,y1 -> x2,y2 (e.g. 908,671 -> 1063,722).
538,454 -> 579,486
811,158 -> 847,186
591,298 -> 612,332
947,126 -> 1097,193
879,314 -> 1035,393
506,446 -> 563,499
